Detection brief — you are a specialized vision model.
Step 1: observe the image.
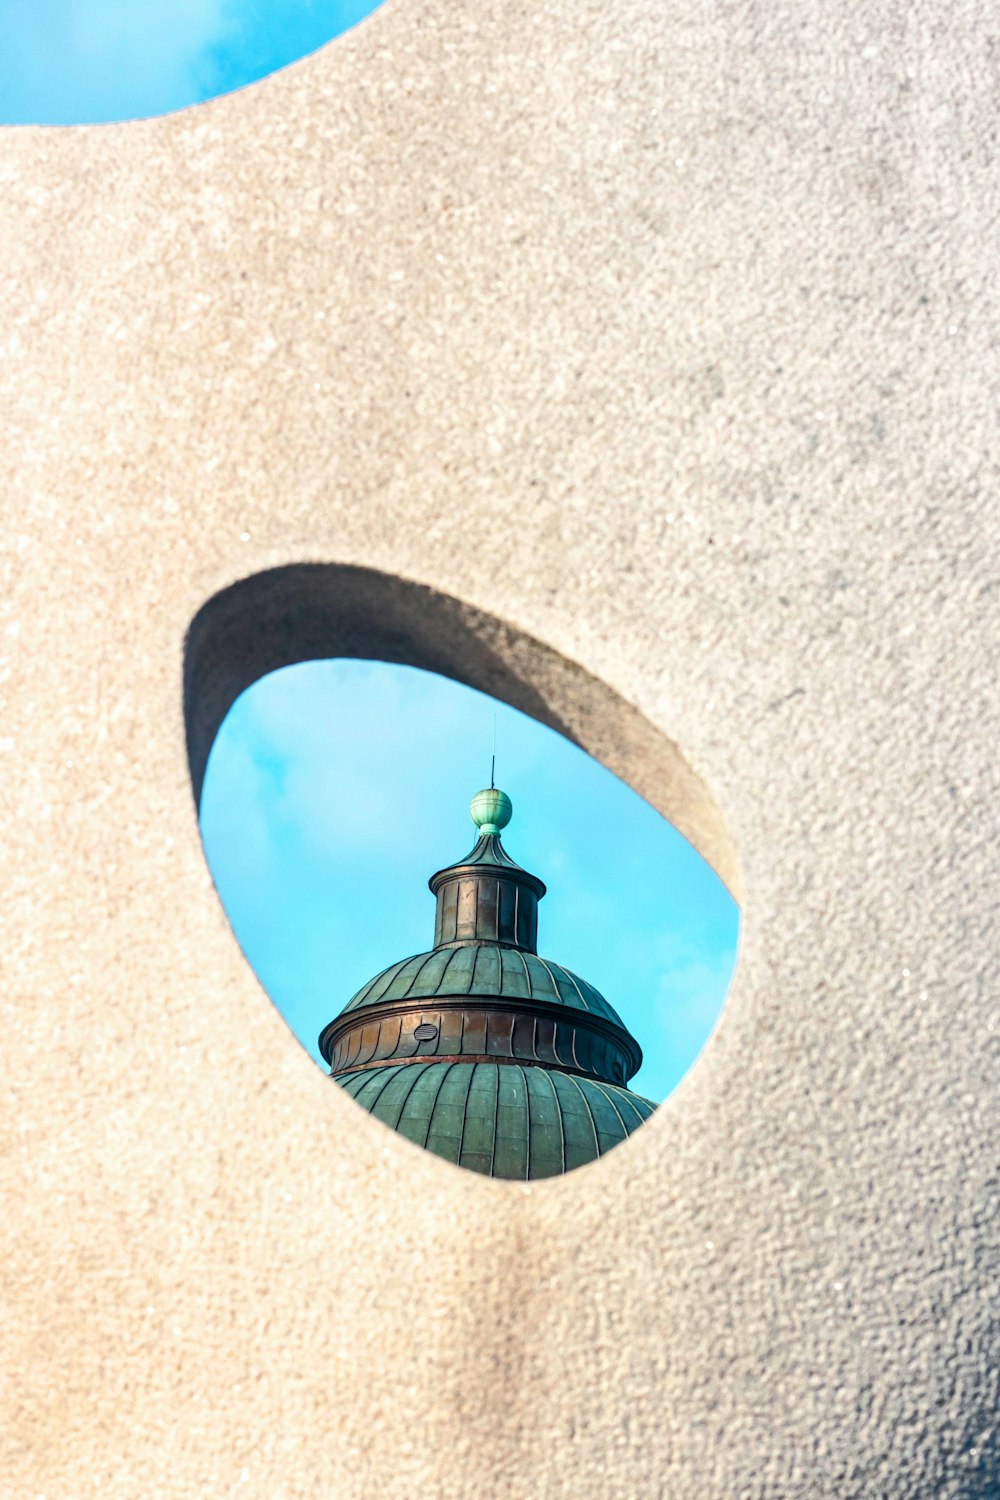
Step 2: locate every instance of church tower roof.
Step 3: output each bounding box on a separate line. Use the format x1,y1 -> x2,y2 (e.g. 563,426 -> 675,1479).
319,788 -> 655,1179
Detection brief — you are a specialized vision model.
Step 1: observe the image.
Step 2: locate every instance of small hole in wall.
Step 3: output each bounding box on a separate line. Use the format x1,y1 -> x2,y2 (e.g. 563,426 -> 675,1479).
0,0 -> 385,126
199,658 -> 739,1107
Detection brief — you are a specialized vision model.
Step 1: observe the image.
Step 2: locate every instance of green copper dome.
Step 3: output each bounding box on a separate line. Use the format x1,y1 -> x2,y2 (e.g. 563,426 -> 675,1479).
321,788 -> 654,1179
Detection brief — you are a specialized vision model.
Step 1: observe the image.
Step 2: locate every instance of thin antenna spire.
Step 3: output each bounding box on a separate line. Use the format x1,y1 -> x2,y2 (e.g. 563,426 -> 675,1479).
490,713 -> 496,789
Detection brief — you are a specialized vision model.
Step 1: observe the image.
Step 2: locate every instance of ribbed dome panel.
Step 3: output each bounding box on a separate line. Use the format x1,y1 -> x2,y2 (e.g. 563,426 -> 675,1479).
336,1062 -> 655,1180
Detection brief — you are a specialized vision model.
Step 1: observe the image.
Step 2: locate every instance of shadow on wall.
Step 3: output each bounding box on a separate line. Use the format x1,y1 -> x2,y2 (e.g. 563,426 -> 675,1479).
184,563 -> 740,899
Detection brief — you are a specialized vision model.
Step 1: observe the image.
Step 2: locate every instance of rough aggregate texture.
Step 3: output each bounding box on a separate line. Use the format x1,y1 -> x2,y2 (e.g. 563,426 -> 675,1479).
0,0 -> 998,1495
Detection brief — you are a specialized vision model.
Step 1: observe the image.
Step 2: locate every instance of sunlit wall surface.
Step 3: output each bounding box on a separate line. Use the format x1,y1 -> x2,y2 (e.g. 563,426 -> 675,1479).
200,661 -> 739,1103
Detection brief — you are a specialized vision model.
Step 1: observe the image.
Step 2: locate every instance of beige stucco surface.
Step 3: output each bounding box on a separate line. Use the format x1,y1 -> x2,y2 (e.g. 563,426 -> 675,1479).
1,0 -> 997,1494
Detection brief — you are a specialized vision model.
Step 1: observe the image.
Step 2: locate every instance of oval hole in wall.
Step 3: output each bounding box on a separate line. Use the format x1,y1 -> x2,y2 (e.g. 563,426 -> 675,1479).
186,564 -> 741,1169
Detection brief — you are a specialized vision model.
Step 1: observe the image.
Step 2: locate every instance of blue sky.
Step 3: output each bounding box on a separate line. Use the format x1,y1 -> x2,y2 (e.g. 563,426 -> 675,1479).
200,662 -> 739,1102
0,0 -> 381,124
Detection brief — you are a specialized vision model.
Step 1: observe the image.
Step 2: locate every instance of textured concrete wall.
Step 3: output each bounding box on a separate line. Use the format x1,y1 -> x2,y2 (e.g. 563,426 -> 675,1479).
1,1 -> 997,1495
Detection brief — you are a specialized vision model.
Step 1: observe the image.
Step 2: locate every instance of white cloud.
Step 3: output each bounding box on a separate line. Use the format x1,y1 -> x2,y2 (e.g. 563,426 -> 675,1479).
652,948 -> 736,1058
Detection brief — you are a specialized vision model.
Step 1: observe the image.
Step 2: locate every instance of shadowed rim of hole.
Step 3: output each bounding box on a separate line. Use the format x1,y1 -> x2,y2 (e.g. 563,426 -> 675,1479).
184,561 -> 742,1177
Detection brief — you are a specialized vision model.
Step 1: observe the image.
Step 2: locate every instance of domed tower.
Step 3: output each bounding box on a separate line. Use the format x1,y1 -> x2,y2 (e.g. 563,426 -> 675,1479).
319,788 -> 655,1179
